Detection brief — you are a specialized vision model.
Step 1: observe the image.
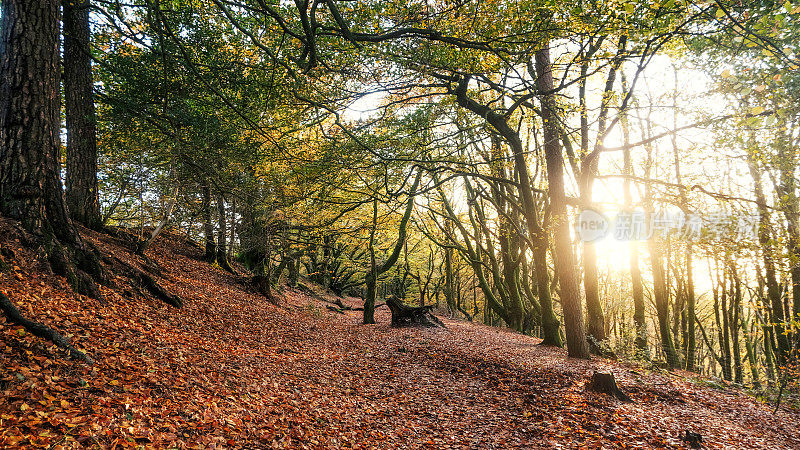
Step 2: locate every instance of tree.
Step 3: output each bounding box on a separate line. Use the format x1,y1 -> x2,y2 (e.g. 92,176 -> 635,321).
63,0 -> 101,228
536,45 -> 590,359
0,0 -> 101,361
363,171 -> 422,324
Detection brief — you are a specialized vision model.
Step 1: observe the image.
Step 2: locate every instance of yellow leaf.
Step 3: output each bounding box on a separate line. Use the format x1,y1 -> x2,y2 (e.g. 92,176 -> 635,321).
751,106 -> 765,115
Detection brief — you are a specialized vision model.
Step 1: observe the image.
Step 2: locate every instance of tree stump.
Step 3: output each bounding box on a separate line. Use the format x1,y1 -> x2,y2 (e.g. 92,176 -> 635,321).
587,371 -> 632,402
682,430 -> 703,448
386,297 -> 445,328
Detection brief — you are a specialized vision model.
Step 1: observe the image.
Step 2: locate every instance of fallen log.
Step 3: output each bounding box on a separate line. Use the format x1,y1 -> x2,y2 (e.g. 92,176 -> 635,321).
386,297 -> 444,328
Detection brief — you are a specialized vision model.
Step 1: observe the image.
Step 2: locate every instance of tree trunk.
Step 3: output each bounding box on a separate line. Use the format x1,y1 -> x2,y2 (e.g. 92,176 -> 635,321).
532,232 -> 562,346
579,38 -> 625,353
201,181 -> 216,260
746,141 -> 790,364
0,0 -> 71,238
452,75 -> 560,345
216,193 -> 233,272
363,172 -> 421,324
136,185 -> 178,255
587,371 -> 632,402
63,0 -> 100,228
620,73 -> 647,356
729,262 -> 744,384
684,244 -> 697,370
583,241 -> 606,348
228,197 -> 236,259
649,239 -> 682,369
0,0 -> 103,354
720,267 -> 733,381
364,199 -> 379,324
671,70 -> 695,370
535,45 -> 589,359
443,221 -> 457,317
0,0 -> 102,294
712,263 -> 732,381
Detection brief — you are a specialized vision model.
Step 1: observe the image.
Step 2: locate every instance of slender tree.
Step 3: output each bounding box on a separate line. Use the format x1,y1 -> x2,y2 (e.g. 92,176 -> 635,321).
535,45 -> 589,359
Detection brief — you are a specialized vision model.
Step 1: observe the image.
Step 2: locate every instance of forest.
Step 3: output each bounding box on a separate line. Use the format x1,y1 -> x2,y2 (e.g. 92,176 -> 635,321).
1,0 -> 800,447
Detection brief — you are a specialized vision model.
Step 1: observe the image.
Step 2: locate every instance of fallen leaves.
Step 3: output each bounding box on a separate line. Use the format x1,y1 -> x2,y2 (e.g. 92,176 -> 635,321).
1,219 -> 800,448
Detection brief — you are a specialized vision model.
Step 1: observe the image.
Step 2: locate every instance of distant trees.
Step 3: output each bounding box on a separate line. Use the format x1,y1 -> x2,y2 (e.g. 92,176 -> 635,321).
4,0 -> 800,382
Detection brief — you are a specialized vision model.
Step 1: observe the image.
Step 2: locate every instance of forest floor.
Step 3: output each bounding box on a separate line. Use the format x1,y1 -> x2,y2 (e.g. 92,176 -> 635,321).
1,219 -> 800,449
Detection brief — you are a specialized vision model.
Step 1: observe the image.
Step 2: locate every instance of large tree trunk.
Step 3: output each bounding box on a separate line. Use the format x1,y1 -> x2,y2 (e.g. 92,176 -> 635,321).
0,0 -> 102,359
535,46 -> 589,359
579,37 -> 625,353
63,0 -> 100,228
0,0 -> 70,237
0,0 -> 101,290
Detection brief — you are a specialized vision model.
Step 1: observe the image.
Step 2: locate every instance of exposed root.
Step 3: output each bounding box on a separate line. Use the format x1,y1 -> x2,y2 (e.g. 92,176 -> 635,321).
45,238 -> 104,301
136,271 -> 183,308
0,292 -> 94,364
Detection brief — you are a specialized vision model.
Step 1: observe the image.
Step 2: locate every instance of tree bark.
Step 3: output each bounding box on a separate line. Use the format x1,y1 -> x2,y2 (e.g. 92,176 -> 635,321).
216,193 -> 233,272
0,0 -> 71,238
0,0 -> 105,360
670,80 -> 695,370
201,181 -> 216,260
535,45 -> 589,358
63,0 -> 100,228
649,239 -> 682,369
364,199 -> 379,324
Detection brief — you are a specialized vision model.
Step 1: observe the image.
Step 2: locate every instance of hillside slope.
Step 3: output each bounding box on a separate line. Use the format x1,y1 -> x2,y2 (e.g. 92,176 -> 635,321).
1,220 -> 799,448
